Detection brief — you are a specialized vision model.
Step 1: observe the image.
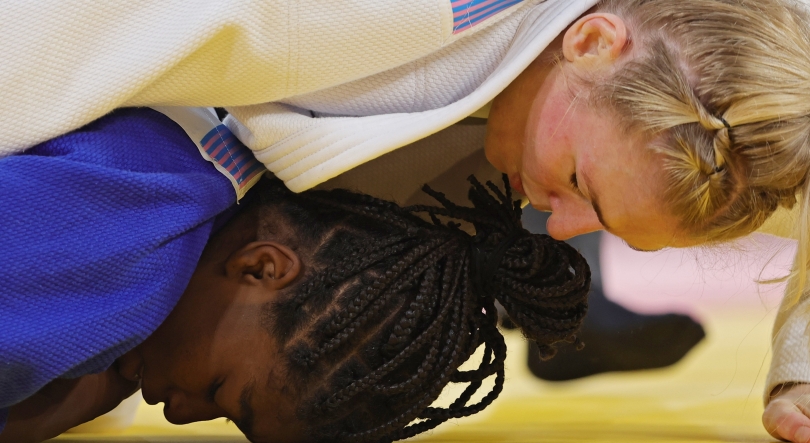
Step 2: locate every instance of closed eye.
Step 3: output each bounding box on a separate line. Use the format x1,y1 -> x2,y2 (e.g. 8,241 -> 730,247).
569,172 -> 584,196
207,379 -> 224,403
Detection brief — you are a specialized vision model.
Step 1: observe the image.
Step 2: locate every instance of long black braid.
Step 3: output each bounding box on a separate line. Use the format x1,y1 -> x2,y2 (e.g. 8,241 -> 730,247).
253,175 -> 590,442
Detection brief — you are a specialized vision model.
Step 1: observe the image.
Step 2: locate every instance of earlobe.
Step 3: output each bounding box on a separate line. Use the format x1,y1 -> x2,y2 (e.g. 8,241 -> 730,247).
562,13 -> 628,66
225,242 -> 302,289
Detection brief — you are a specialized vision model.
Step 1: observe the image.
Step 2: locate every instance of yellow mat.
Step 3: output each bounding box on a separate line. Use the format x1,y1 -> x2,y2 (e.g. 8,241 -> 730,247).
53,308 -> 779,443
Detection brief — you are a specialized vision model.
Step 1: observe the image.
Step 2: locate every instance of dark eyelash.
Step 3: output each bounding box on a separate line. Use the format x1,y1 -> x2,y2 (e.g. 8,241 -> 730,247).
207,379 -> 223,403
569,173 -> 579,190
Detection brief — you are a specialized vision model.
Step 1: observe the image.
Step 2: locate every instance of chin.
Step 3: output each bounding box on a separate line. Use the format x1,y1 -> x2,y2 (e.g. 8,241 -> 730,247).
163,400 -> 200,425
162,406 -> 192,425
544,222 -> 572,241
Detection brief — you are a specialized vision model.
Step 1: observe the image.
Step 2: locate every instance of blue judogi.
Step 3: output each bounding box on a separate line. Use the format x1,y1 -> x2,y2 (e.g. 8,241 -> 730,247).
0,108 -> 236,431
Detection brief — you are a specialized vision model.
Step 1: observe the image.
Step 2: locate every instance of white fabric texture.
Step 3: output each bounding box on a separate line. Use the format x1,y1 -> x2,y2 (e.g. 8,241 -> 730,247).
767,290 -> 810,403
757,205 -> 808,403
6,0 -> 810,405
1,0 -> 463,155
316,120 -> 498,206
282,7 -> 528,117
226,0 -> 597,192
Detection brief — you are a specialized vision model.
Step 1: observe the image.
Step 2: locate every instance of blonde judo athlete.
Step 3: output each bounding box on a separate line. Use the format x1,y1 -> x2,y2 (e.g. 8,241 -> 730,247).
4,0 -> 810,441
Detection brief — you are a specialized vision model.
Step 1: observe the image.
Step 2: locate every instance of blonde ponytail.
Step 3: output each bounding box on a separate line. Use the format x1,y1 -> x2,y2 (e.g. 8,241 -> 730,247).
587,0 -> 810,301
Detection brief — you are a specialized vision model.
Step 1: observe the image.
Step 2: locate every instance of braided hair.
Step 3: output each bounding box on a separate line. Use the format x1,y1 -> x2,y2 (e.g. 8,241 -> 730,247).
253,175 -> 589,442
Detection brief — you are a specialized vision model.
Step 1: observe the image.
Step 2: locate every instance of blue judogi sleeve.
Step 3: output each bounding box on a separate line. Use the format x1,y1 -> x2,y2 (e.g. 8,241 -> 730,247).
0,108 -> 236,432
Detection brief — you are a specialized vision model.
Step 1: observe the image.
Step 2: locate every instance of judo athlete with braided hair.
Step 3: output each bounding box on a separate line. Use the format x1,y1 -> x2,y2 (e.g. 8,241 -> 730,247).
0,107 -> 589,442
13,1 -> 810,439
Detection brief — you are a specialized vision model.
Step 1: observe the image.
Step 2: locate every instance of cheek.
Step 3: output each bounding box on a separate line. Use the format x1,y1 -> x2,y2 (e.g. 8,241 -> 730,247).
140,337 -> 196,385
138,315 -> 221,390
523,121 -> 574,182
521,143 -> 554,193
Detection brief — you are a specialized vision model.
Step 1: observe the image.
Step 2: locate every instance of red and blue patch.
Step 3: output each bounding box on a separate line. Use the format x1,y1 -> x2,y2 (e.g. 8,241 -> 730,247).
200,125 -> 264,190
451,0 -> 526,34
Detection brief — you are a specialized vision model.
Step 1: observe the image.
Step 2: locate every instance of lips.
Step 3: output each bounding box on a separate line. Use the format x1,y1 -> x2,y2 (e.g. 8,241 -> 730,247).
128,363 -> 144,387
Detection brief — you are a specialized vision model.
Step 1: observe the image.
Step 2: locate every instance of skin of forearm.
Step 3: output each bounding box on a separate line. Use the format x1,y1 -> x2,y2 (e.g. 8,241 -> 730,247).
0,368 -> 139,443
0,378 -> 85,443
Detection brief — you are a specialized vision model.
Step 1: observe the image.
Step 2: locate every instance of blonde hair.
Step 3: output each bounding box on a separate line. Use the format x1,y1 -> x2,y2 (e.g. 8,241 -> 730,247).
590,0 -> 810,302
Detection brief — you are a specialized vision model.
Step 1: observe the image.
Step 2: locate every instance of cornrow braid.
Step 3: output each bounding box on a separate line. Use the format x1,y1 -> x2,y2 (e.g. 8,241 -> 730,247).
253,175 -> 589,442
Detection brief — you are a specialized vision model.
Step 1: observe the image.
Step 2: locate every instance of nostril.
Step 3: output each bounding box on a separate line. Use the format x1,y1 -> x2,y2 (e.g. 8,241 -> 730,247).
115,350 -> 145,383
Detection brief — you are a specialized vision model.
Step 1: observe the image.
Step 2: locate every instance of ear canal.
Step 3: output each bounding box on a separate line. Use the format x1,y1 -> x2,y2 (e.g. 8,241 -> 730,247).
241,258 -> 265,280
268,243 -> 301,287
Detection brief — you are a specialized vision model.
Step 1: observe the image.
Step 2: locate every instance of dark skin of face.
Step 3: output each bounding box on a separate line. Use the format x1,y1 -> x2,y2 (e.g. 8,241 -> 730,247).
116,209 -> 306,443
0,208 -> 306,443
0,367 -> 140,443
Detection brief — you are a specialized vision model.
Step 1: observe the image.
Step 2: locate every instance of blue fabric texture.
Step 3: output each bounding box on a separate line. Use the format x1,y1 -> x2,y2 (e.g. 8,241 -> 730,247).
0,108 -> 235,431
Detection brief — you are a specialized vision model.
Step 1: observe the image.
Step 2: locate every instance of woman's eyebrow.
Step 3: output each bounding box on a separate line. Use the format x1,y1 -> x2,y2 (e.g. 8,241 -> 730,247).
238,379 -> 257,441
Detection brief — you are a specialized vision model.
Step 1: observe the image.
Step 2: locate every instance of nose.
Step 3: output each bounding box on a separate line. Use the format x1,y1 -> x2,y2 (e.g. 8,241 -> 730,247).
115,349 -> 144,383
163,390 -> 225,425
544,206 -> 603,240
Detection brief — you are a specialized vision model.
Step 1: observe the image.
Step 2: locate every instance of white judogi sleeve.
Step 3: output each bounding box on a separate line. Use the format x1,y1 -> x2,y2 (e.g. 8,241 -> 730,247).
1,0 -> 598,193
767,290 -> 810,403
225,0 -> 596,192
0,0 -> 458,155
758,206 -> 810,403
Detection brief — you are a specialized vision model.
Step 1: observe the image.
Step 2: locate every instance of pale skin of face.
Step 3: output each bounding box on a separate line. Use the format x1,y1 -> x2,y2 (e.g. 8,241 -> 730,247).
486,11 -> 810,443
485,12 -> 689,251
3,12 -> 807,443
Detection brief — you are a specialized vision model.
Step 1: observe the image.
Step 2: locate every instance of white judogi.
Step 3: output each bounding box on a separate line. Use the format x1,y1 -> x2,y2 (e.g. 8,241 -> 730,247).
3,0 -> 808,405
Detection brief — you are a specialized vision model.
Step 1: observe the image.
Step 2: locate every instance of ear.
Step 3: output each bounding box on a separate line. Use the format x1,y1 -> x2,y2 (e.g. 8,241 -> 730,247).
562,13 -> 628,67
225,241 -> 302,290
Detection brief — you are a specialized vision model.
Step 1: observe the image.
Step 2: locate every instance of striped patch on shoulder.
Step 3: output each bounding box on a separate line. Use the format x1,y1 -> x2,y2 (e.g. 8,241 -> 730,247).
200,124 -> 265,191
451,0 -> 525,34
